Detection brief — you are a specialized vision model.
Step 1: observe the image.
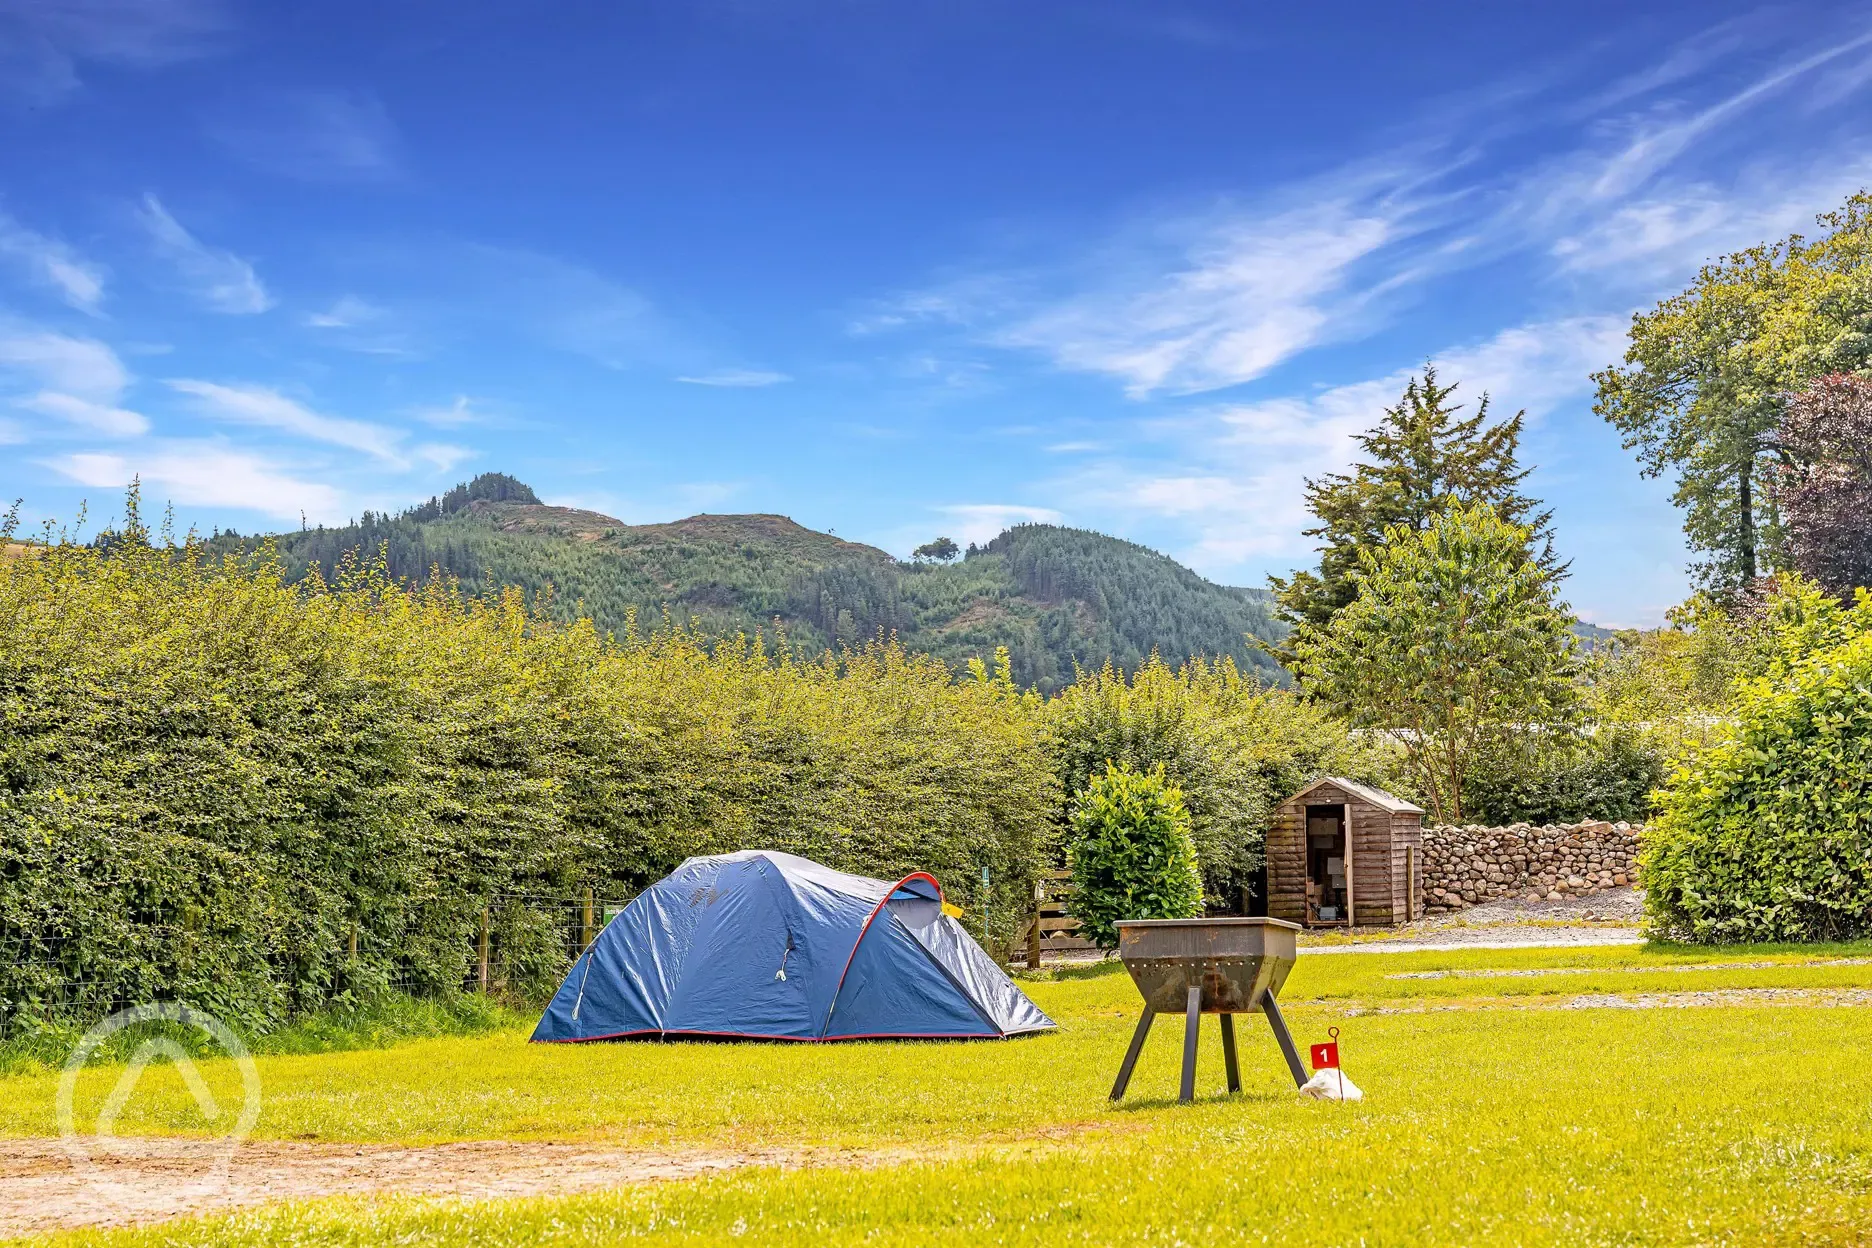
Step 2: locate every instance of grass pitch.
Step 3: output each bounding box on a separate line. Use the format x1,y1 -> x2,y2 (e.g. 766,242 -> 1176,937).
12,942 -> 1872,1246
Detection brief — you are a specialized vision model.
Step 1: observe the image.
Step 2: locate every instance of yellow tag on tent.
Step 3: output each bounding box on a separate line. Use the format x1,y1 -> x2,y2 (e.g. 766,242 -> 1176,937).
941,901 -> 964,918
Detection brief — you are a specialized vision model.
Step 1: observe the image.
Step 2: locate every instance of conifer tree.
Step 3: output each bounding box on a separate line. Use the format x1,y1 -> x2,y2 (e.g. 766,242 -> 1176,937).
1269,367 -> 1558,643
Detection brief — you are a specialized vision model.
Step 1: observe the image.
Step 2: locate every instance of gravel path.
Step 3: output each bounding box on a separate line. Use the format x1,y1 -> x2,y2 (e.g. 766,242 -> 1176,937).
1340,987 -> 1872,1015
1299,887 -> 1647,955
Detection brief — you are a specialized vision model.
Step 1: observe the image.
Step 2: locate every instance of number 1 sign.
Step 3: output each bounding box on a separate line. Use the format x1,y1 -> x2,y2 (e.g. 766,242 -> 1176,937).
1310,1025 -> 1342,1070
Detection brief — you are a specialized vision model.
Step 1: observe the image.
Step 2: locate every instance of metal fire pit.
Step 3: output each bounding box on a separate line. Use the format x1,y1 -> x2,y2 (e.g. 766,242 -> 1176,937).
1110,917 -> 1308,1103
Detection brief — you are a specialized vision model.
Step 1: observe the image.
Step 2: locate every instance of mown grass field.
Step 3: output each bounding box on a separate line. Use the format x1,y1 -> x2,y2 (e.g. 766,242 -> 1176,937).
12,941 -> 1872,1246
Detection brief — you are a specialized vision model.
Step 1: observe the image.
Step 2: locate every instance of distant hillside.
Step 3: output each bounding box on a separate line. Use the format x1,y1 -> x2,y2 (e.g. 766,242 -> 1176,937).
1570,620 -> 1622,652
210,473 -> 1287,691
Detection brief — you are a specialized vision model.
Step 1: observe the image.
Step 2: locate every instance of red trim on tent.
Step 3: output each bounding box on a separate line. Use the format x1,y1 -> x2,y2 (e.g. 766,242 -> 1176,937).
891,872 -> 943,901
819,871 -> 948,1038
819,1030 -> 1001,1041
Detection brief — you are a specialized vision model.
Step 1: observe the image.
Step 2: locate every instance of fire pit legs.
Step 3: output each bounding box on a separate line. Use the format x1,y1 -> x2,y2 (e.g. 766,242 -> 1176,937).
1109,1008 -> 1156,1100
1179,983 -> 1202,1102
1219,1012 -> 1241,1093
1110,995 -> 1297,1100
1259,990 -> 1308,1089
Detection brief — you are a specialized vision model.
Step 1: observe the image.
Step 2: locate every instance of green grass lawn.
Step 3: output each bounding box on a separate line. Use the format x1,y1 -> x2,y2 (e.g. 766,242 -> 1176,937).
16,942 -> 1872,1246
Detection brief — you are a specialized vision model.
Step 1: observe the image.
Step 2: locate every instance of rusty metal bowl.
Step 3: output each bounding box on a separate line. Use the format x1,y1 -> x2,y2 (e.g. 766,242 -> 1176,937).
1110,917 -> 1307,1102
1116,917 -> 1299,1013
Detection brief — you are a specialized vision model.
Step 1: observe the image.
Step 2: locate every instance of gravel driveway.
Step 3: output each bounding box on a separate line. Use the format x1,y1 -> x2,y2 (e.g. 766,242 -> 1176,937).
1298,887 -> 1648,954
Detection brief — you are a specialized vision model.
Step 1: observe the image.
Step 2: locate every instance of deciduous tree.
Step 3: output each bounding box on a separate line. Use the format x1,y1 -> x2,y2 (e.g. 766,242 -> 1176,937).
1289,502 -> 1579,823
912,535 -> 960,562
1772,373 -> 1872,596
1594,191 -> 1872,594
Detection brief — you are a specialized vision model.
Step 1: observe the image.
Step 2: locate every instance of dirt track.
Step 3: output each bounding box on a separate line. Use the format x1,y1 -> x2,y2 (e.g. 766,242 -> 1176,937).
0,1136 -> 803,1239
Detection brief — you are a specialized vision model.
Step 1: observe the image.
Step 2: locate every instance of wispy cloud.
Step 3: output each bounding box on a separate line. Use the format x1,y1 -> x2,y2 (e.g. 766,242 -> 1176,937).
0,328 -> 148,438
1503,30 -> 1872,281
1002,193 -> 1417,398
860,168 -> 1450,397
414,442 -> 473,473
1056,315 -> 1628,567
300,241 -> 683,371
301,294 -> 417,357
675,369 -> 791,387
0,211 -> 107,312
867,23 -> 1872,400
136,194 -> 272,314
0,329 -> 129,399
0,0 -> 226,104
935,502 -> 1063,548
467,246 -> 672,369
167,379 -> 403,462
412,395 -> 480,428
1583,30 -> 1872,204
209,88 -> 402,183
46,443 -> 345,523
19,391 -> 147,437
167,377 -> 473,475
304,295 -> 385,330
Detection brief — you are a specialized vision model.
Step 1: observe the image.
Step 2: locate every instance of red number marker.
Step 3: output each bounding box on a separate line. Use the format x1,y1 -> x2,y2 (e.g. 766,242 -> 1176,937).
1310,1041 -> 1339,1070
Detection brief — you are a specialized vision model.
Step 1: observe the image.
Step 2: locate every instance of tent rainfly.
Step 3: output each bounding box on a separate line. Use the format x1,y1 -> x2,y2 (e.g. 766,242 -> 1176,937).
532,850 -> 1056,1042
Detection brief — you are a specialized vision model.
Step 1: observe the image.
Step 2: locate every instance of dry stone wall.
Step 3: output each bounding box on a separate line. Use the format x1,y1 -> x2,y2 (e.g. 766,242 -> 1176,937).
1420,820 -> 1642,914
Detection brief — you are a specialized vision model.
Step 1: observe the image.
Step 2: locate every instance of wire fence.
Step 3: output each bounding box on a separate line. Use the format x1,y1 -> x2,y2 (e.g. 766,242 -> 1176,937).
0,889 -> 638,1044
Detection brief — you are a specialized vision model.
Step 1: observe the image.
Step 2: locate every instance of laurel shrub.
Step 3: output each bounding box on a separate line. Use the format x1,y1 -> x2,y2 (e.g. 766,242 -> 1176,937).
1064,762 -> 1204,947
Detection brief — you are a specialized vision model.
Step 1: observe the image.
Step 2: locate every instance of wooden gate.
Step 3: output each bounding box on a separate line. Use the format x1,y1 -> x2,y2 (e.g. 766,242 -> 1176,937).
1014,869 -> 1097,967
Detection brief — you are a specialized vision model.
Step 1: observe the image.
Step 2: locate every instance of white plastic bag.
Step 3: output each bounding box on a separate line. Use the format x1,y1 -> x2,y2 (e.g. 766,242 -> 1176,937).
1299,1069 -> 1363,1101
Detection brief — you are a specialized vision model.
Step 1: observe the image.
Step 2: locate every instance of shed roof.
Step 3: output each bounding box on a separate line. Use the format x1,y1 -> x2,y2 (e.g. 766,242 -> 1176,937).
1288,776 -> 1425,815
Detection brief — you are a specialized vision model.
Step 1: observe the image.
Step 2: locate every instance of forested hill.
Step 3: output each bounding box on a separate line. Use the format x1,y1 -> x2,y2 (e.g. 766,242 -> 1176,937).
209,473 -> 1286,691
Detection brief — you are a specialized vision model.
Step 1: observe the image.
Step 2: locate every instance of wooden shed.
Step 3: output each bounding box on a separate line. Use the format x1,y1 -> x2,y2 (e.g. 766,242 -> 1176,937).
1267,778 -> 1425,928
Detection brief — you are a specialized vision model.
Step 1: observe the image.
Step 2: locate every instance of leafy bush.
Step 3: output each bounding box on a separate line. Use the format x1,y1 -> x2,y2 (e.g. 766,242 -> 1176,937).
0,490 -> 1058,1032
1065,763 -> 1203,947
1644,585 -> 1872,942
1461,728 -> 1668,826
1047,655 -> 1398,907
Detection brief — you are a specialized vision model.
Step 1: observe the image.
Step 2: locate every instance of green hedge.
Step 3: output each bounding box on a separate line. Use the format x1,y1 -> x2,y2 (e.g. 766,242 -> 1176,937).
1644,598 -> 1872,943
0,499 -> 1058,1031
1460,728 -> 1667,827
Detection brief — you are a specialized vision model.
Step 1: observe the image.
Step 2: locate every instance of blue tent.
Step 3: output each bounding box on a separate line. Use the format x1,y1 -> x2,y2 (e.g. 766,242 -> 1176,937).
532,850 -> 1055,1043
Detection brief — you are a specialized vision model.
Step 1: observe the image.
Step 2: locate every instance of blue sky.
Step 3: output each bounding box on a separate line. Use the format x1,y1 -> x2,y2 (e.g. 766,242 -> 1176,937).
3,2 -> 1872,626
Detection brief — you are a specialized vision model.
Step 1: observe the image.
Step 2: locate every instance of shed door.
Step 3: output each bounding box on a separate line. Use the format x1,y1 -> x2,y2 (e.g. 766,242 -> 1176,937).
1305,804 -> 1349,925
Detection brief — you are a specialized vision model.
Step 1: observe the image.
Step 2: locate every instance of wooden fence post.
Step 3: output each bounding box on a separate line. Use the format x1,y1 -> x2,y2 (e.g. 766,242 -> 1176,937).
1026,879 -> 1043,970
582,888 -> 595,950
478,907 -> 491,994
